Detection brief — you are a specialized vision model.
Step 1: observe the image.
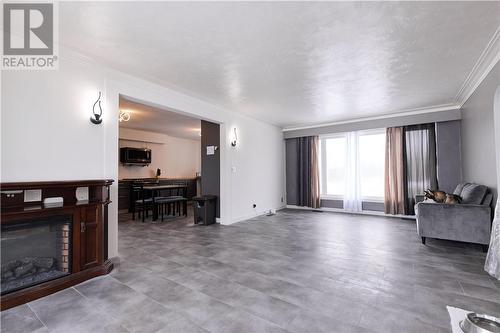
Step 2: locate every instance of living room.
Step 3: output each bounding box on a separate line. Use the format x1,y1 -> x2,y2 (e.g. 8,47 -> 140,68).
1,2 -> 500,332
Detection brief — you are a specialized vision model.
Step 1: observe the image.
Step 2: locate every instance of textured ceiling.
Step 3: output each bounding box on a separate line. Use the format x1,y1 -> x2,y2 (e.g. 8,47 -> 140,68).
60,2 -> 500,127
119,97 -> 201,141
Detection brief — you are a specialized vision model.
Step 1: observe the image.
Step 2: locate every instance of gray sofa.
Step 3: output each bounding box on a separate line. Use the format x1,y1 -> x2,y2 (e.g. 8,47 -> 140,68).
415,183 -> 493,251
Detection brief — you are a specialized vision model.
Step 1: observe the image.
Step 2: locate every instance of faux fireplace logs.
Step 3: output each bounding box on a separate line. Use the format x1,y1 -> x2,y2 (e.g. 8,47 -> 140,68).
0,179 -> 114,310
1,215 -> 72,295
1,257 -> 65,294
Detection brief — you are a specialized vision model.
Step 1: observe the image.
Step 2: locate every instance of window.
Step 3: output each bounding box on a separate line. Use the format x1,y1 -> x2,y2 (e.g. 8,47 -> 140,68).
320,129 -> 386,202
321,136 -> 346,197
358,131 -> 386,200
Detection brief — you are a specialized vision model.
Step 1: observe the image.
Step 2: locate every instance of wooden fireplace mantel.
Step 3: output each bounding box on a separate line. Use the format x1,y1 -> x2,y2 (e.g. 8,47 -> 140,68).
0,179 -> 114,310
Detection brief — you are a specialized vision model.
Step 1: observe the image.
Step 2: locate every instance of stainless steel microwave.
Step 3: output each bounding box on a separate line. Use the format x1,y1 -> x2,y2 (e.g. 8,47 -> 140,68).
120,147 -> 152,165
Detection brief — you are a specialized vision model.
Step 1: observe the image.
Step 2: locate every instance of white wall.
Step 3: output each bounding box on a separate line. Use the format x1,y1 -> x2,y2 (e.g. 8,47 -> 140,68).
461,61 -> 500,205
228,116 -> 286,222
1,48 -> 286,258
2,58 -> 107,181
118,128 -> 200,179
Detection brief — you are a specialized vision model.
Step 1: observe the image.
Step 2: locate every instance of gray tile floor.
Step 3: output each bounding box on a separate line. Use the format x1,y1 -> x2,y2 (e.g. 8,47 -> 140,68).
2,208 -> 500,333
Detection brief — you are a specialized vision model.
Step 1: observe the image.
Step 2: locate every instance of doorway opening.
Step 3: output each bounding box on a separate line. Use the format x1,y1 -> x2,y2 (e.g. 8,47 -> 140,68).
116,95 -> 220,227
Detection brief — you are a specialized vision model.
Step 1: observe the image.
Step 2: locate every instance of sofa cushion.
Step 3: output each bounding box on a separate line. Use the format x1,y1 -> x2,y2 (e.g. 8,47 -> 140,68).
453,183 -> 466,196
460,183 -> 487,205
482,193 -> 493,206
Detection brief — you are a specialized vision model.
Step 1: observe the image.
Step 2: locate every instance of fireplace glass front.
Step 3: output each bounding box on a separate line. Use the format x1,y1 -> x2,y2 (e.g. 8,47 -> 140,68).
1,215 -> 72,295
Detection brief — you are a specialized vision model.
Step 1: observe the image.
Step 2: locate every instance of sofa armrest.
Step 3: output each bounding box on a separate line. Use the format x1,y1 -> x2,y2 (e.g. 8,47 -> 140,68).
415,203 -> 491,244
415,194 -> 425,204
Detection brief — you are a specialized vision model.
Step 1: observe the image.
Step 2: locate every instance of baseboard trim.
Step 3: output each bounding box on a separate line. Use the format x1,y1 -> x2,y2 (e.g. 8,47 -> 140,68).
231,205 -> 287,224
285,205 -> 416,220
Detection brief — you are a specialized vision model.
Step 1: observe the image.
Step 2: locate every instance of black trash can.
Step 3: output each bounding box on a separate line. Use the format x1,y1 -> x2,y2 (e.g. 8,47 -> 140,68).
193,195 -> 217,225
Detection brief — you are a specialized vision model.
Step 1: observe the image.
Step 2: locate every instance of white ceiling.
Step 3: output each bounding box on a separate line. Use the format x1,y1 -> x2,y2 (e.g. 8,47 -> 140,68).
119,97 -> 201,141
60,2 -> 500,128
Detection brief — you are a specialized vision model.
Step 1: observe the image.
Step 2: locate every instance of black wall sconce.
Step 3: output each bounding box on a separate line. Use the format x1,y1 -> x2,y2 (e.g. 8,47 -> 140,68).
230,127 -> 238,147
90,91 -> 103,125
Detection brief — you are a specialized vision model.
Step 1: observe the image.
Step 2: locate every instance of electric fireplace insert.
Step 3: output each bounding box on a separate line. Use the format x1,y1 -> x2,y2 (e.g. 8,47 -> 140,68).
1,215 -> 72,295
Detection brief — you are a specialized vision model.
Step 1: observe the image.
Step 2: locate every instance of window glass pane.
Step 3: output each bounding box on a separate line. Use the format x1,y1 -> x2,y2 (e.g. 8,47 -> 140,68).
324,137 -> 346,196
359,132 -> 386,199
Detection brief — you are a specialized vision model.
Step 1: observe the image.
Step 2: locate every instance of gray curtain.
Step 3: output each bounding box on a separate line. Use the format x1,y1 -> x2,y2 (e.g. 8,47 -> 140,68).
404,124 -> 438,215
297,136 -> 321,208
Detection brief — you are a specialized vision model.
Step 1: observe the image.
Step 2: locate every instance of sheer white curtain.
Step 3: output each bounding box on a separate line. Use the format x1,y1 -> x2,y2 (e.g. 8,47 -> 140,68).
485,200 -> 500,279
404,124 -> 437,215
344,132 -> 362,212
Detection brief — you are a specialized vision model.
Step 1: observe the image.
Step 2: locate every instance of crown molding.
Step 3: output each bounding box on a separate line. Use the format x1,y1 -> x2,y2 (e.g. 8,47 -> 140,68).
282,103 -> 460,132
455,25 -> 500,106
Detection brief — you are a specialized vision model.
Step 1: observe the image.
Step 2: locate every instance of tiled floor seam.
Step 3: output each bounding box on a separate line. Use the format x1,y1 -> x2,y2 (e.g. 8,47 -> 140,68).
107,275 -> 218,333
27,302 -> 50,333
71,286 -> 134,333
161,275 -> 291,332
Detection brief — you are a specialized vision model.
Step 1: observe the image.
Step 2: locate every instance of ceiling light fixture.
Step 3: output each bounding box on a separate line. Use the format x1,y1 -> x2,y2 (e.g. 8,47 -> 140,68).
119,110 -> 130,122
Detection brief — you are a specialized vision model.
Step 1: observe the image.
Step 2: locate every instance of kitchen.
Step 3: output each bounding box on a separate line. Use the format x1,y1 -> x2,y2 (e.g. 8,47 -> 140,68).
117,96 -> 218,224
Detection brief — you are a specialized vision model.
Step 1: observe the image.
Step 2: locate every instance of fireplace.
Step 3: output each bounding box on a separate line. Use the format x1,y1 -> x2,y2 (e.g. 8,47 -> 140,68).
1,215 -> 72,295
1,179 -> 113,310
